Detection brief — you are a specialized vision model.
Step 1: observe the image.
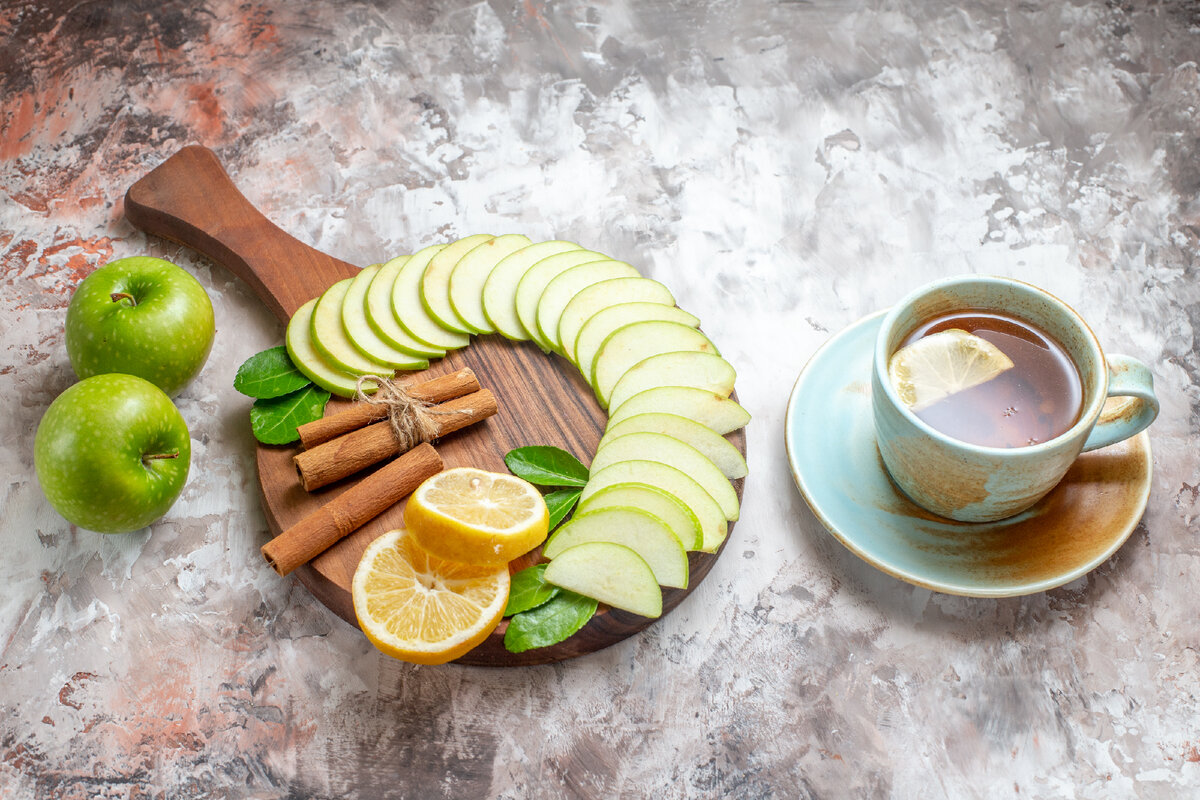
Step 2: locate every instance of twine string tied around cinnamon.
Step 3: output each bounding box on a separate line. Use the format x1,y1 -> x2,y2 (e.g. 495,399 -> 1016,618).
355,375 -> 473,450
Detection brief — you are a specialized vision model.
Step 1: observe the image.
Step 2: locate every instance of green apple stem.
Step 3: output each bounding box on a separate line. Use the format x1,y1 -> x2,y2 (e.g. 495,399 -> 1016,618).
111,291 -> 138,306
142,451 -> 180,466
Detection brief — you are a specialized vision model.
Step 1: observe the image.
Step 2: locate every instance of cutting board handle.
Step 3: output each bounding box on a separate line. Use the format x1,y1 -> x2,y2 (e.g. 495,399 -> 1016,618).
124,145 -> 357,322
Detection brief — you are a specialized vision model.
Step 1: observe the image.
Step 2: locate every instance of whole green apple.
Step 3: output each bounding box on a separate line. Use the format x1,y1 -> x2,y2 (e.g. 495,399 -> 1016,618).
35,373 -> 192,533
65,256 -> 215,397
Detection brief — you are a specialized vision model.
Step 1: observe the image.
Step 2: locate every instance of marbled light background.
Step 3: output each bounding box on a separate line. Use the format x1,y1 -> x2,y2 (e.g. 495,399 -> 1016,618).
2,1 -> 1199,797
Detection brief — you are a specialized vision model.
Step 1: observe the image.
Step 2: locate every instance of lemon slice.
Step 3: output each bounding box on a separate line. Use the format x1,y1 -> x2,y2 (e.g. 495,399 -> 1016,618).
352,529 -> 509,665
404,468 -> 549,566
888,329 -> 1014,411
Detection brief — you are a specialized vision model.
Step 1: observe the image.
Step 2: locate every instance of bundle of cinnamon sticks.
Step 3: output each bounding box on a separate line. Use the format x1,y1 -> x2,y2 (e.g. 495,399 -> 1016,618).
260,368 -> 497,576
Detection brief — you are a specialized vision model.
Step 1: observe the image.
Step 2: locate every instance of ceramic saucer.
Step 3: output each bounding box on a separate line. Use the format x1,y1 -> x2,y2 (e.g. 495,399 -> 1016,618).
784,311 -> 1152,597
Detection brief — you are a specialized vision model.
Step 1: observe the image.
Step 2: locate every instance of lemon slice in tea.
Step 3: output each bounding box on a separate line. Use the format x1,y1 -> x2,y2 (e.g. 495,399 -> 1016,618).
888,328 -> 1014,411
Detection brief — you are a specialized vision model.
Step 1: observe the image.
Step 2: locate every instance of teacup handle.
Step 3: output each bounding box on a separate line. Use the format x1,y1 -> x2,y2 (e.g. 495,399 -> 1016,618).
1082,354 -> 1159,452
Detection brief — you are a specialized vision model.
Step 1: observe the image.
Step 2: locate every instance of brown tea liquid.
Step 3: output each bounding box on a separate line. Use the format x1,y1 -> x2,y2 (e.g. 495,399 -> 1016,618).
899,310 -> 1083,448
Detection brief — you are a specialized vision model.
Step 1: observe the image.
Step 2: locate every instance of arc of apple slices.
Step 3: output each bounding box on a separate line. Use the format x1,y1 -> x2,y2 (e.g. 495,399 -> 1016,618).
556,277 -> 676,367
535,259 -> 641,355
311,278 -> 397,376
420,234 -> 496,335
286,298 -> 364,398
482,240 -> 584,339
448,234 -> 533,334
282,234 -> 752,620
342,264 -> 430,371
514,250 -> 612,351
365,256 -> 446,360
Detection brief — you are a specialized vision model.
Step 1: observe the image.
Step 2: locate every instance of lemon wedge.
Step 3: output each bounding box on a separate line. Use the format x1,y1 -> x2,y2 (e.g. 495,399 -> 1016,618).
352,529 -> 509,665
888,329 -> 1014,411
403,468 -> 549,566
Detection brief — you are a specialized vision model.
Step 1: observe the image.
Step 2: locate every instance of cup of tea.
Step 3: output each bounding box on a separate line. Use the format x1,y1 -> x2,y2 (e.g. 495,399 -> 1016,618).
871,275 -> 1159,523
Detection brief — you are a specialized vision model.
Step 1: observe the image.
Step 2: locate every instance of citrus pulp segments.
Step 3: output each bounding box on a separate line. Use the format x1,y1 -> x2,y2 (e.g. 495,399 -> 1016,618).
591,320 -> 718,407
535,259 -> 641,354
514,250 -> 612,351
482,240 -> 584,339
543,541 -> 663,618
365,255 -> 446,359
448,234 -> 534,334
605,351 -> 736,417
544,507 -> 689,588
603,412 -> 748,480
580,460 -> 728,553
352,529 -> 510,665
576,482 -> 703,551
391,244 -> 471,350
311,277 -> 396,375
285,298 -> 364,398
574,304 -> 701,382
341,264 -> 430,370
606,386 -> 751,436
420,234 -> 496,334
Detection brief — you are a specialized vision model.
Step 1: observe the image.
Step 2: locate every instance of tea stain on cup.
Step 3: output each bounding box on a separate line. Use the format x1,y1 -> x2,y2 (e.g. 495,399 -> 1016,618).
895,434 -> 1152,589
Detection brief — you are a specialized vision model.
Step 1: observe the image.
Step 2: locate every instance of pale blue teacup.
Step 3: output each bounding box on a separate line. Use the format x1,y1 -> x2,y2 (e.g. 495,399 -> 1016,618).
872,275 -> 1159,523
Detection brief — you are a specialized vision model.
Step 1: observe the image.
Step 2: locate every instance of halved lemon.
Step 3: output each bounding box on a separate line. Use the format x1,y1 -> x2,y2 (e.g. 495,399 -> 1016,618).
888,328 -> 1014,411
403,467 -> 549,566
352,528 -> 510,665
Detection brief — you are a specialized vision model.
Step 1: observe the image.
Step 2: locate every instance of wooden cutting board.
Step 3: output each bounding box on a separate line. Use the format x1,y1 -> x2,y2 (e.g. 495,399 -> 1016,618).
124,145 -> 746,666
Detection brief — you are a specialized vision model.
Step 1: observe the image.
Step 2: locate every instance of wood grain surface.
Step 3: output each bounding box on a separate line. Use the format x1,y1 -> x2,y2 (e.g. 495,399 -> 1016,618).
124,145 -> 745,666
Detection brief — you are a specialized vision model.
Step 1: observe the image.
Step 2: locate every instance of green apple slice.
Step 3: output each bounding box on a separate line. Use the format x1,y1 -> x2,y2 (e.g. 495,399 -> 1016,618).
575,305 -> 700,385
557,277 -> 675,366
448,234 -> 532,334
590,431 -> 738,521
341,264 -> 430,371
543,507 -> 688,589
536,259 -> 640,354
420,234 -> 495,334
606,351 -> 736,416
391,244 -> 471,350
607,386 -> 751,436
544,542 -> 662,618
286,298 -> 362,398
311,277 -> 396,376
577,483 -> 703,551
515,250 -> 610,351
482,240 -> 584,340
581,460 -> 727,552
365,256 -> 445,359
591,321 -> 717,407
603,412 -> 747,480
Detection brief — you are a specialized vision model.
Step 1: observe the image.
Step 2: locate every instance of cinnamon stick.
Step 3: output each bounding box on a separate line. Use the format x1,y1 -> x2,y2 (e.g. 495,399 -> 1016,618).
261,442 -> 443,576
296,368 -> 480,448
293,388 -> 498,491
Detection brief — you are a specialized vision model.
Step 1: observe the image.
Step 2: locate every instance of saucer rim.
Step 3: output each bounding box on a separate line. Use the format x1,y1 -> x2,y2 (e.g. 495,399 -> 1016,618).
784,310 -> 1153,598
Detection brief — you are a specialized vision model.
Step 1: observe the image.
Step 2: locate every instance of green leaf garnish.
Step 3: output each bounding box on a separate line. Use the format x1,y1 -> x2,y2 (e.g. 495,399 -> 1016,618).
504,446 -> 589,487
234,346 -> 313,399
503,590 -> 597,653
249,385 -> 331,444
545,487 -> 582,530
504,564 -> 560,617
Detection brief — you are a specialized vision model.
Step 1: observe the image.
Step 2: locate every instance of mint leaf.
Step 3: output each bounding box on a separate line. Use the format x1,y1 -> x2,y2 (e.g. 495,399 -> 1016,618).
545,487 -> 581,530
235,346 -> 312,399
504,446 -> 589,487
250,385 -> 331,444
504,591 -> 597,653
504,564 -> 560,617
